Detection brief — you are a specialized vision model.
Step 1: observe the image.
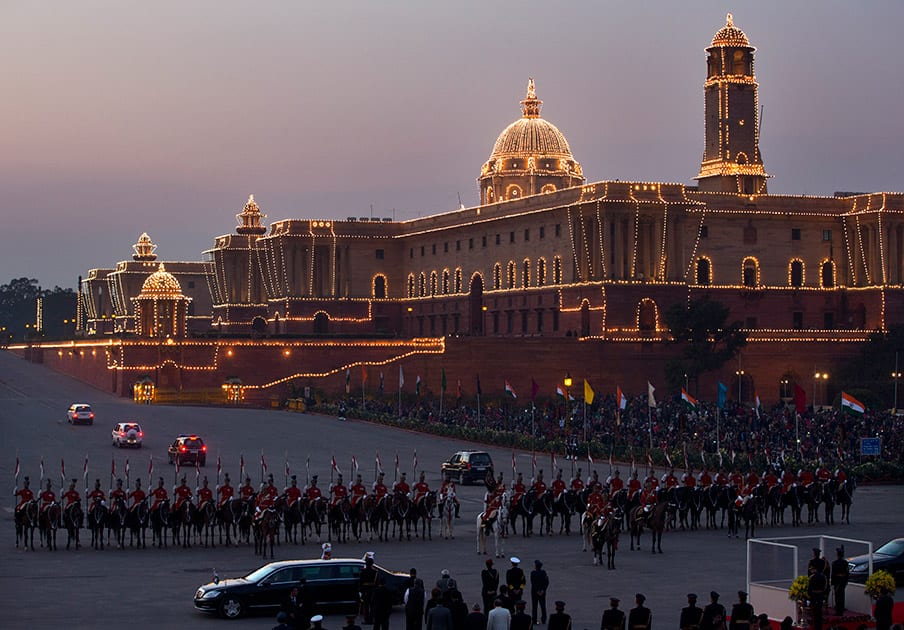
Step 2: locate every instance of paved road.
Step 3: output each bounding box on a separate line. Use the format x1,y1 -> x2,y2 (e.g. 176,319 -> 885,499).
1,351 -> 901,629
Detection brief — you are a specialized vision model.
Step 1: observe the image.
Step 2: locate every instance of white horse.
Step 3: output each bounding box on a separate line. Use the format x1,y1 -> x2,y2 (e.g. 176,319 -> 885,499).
440,493 -> 455,540
477,493 -> 509,558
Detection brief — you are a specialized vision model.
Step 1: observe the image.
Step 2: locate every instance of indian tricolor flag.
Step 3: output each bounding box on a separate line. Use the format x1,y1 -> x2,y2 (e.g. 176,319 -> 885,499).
681,388 -> 698,408
556,384 -> 566,398
841,392 -> 866,415
616,386 -> 627,411
505,380 -> 517,399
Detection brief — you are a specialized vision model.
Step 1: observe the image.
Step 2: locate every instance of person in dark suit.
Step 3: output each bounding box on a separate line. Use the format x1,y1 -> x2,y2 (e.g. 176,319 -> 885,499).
701,592 -> 726,630
530,560 -> 549,625
507,558 -> 526,604
729,591 -> 754,630
601,597 -> 626,630
481,559 -> 500,616
372,577 -> 394,630
830,546 -> 849,616
548,601 -> 572,630
343,615 -> 363,630
628,594 -> 652,630
680,594 -> 704,630
873,586 -> 894,630
449,590 -> 470,630
808,548 -> 829,577
282,586 -> 304,629
512,600 -> 532,630
808,568 -> 828,630
466,604 -> 487,630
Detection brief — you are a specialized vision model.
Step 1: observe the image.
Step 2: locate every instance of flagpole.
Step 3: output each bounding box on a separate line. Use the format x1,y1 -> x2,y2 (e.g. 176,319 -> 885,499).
398,377 -> 402,421
648,402 -> 653,450
439,384 -> 444,421
477,391 -> 481,429
716,407 -> 721,455
530,402 -> 536,474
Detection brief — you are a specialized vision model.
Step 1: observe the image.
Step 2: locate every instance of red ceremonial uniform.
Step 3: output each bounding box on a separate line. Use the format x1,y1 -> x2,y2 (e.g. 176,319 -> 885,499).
412,481 -> 429,504
128,488 -> 145,508
683,473 -> 697,488
730,472 -> 744,487
799,470 -> 815,486
173,484 -> 192,510
781,471 -> 796,493
746,471 -> 760,487
552,479 -> 567,498
570,476 -> 585,492
149,486 -> 168,511
715,472 -> 729,486
240,483 -> 256,501
662,473 -> 679,489
198,486 -> 213,507
640,488 -> 657,507
110,487 -> 127,503
587,491 -> 605,516
88,488 -> 105,512
393,480 -> 410,495
816,467 -> 831,483
257,484 -> 278,509
330,482 -> 349,506
533,479 -> 547,498
62,488 -> 80,508
373,481 -> 389,499
764,472 -> 779,488
700,471 -> 713,487
835,469 -> 847,483
217,483 -> 234,507
284,485 -> 302,506
511,481 -> 526,503
15,486 -> 34,510
40,489 -> 56,510
440,480 -> 457,500
350,482 -> 367,506
607,476 -> 623,493
645,475 -> 659,489
305,485 -> 323,501
627,478 -> 642,499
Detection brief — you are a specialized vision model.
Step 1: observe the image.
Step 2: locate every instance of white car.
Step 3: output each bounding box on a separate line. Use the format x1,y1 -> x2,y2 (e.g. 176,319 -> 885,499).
111,422 -> 143,448
67,403 -> 94,425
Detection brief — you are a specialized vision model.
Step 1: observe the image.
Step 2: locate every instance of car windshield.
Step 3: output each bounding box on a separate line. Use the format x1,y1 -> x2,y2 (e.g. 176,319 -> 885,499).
875,540 -> 904,556
244,565 -> 278,583
77,406 -> 91,412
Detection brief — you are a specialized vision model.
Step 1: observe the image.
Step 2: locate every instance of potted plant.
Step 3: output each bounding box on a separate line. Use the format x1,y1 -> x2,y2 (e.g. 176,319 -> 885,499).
789,575 -> 811,626
864,570 -> 896,599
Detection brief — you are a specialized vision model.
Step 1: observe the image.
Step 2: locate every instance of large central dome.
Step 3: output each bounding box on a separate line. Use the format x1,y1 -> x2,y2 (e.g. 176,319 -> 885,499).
478,79 -> 583,205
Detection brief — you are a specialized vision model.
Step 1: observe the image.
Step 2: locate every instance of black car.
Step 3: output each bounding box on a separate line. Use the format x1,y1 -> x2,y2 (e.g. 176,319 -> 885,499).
168,435 -> 207,466
848,538 -> 904,585
194,558 -> 410,619
441,450 -> 494,485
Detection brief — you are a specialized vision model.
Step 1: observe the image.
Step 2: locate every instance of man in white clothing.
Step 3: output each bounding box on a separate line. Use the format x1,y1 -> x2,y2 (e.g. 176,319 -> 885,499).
487,598 -> 512,630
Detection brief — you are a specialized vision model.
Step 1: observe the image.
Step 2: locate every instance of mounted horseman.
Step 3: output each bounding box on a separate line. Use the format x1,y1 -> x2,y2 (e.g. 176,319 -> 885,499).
149,476 -> 170,547
14,475 -> 38,550
126,477 -> 148,547
439,472 -> 460,519
86,478 -> 107,550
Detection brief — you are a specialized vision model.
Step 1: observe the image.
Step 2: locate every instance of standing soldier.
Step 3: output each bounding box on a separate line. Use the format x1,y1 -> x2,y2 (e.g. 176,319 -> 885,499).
548,601 -> 571,630
808,547 -> 830,577
87,479 -> 105,516
601,597 -> 625,630
350,474 -> 368,508
481,558 -> 499,615
330,473 -> 349,508
197,476 -> 213,510
359,553 -> 378,624
628,594 -> 652,630
217,473 -> 234,508
15,476 -> 35,513
701,592 -> 726,630
830,546 -> 849,617
439,472 -> 460,518
680,593 -> 704,630
284,475 -> 302,509
506,557 -> 526,603
728,591 -> 754,630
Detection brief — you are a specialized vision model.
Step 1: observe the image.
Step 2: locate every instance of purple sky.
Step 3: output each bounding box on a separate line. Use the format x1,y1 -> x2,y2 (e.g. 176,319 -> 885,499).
3,1 -> 903,290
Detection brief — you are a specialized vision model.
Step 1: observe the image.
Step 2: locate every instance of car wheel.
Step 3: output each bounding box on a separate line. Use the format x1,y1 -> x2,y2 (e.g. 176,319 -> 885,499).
218,596 -> 245,619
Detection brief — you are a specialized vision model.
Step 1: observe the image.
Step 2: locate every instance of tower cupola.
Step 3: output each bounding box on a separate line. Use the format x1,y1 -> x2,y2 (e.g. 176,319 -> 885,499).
236,194 -> 267,235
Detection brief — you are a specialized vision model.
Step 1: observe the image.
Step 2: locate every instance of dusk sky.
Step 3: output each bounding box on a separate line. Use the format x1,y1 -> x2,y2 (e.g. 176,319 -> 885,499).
3,1 -> 903,290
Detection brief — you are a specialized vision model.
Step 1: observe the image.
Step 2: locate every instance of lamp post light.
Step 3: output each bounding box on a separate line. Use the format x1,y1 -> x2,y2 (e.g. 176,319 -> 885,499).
891,351 -> 901,414
781,378 -> 789,399
735,370 -> 745,404
813,372 -> 829,409
563,371 -> 573,424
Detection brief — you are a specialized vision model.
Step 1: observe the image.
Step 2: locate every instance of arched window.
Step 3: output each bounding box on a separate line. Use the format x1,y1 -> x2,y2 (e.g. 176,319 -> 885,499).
442,270 -> 450,294
506,184 -> 522,199
454,268 -> 463,293
540,184 -> 556,194
407,274 -> 415,298
486,187 -> 495,204
430,271 -> 438,296
418,273 -> 427,297
493,264 -> 502,290
522,259 -> 531,288
553,256 -> 562,284
507,261 -> 517,288
637,298 -> 659,332
373,275 -> 387,299
537,258 -> 547,287
695,257 -> 711,286
821,260 -> 836,288
790,259 -> 804,287
742,258 -> 759,287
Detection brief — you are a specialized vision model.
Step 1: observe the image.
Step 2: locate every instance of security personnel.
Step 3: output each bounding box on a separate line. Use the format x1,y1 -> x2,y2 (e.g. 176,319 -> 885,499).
217,473 -> 234,508
680,593 -> 704,630
15,476 -> 35,512
628,593 -> 652,630
808,547 -> 830,577
798,467 -> 815,488
715,469 -> 729,488
701,592 -> 726,630
601,597 -> 626,630
284,475 -> 302,508
359,554 -> 378,624
830,546 -> 849,617
350,474 -> 368,507
481,558 -> 499,616
197,477 -> 214,510
808,569 -> 828,630
548,600 -> 571,630
728,591 -> 754,630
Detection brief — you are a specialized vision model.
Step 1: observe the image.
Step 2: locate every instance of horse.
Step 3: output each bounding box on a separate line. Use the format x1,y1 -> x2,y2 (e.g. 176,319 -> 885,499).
194,499 -> 217,548
217,498 -> 245,546
63,502 -> 83,550
612,489 -> 639,531
629,502 -> 667,553
552,491 -> 575,535
765,485 -> 785,526
304,497 -> 326,542
439,494 -> 455,540
349,497 -> 369,542
87,499 -> 107,550
476,506 -> 505,558
803,483 -> 823,524
702,485 -> 725,529
368,495 -> 391,541
822,480 -> 837,525
509,492 -> 535,537
591,513 -> 621,569
125,499 -> 149,548
149,500 -> 170,548
277,495 -> 305,544
172,498 -> 196,548
389,491 -> 411,541
15,500 -> 38,551
410,491 -> 436,540
39,502 -> 61,551
730,496 -> 759,539
253,507 -> 280,559
836,478 -> 855,524
236,498 -> 254,544
107,497 -> 128,548
783,485 -> 804,527
328,497 -> 353,544
533,491 -> 555,536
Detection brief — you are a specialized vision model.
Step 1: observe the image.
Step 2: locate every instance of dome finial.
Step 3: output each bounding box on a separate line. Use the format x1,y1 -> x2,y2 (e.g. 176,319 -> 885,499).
726,13 -> 733,27
236,193 -> 267,235
132,232 -> 158,261
521,77 -> 542,118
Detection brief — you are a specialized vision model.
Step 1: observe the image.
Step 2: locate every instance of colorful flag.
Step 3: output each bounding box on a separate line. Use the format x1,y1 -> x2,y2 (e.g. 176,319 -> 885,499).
665,451 -> 672,467
587,447 -> 594,465
260,451 -> 267,474
681,388 -> 698,408
647,451 -> 653,468
399,365 -> 405,389
794,383 -> 807,414
717,382 -> 728,409
617,386 -> 627,410
647,382 -> 656,407
556,384 -> 566,398
584,380 -> 595,405
551,451 -> 557,472
416,375 -> 421,396
413,450 -> 418,472
345,368 -> 351,394
331,455 -> 341,475
505,380 -> 517,398
841,392 -> 866,415
531,378 -> 539,401
375,452 -> 383,474
352,456 -> 359,473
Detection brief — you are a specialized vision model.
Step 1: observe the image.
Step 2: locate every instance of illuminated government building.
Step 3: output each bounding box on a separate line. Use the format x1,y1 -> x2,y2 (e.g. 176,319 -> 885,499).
56,16 -> 903,403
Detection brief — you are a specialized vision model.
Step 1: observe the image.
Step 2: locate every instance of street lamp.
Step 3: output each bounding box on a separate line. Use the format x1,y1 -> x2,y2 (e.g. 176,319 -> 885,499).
735,370 -> 745,404
563,371 -> 573,459
891,351 -> 901,414
780,378 -> 789,399
813,372 -> 829,409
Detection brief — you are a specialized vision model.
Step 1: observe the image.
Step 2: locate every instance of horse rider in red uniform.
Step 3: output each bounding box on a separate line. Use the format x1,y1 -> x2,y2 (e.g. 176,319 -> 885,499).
627,471 -> 642,500
239,476 -> 256,502
350,474 -> 367,507
110,478 -> 127,506
149,477 -> 169,514
511,473 -> 527,505
87,479 -> 105,515
605,470 -> 623,494
798,467 -> 815,489
62,479 -> 81,511
715,468 -> 730,487
482,486 -> 503,525
411,472 -> 429,506
197,477 -> 214,511
330,474 -> 349,508
745,469 -> 760,489
217,474 -> 234,508
283,475 -> 302,509
372,472 -> 389,504
393,472 -> 410,497
682,469 -> 697,488
532,470 -> 547,499
781,469 -> 797,494
661,469 -> 679,491
834,467 -> 847,483
39,479 -> 57,517
552,470 -> 567,499
585,469 -> 602,493
645,469 -> 659,491
15,476 -> 35,513
305,475 -> 324,503
640,481 -> 658,512
570,468 -> 585,493
586,485 -> 605,517
764,469 -> 779,491
439,472 -> 460,517
256,474 -> 279,510
816,464 -> 832,485
730,468 -> 744,488
128,479 -> 146,512
173,477 -> 193,512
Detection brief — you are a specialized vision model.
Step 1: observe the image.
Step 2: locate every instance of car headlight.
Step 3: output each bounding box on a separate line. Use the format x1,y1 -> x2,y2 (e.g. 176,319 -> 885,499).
199,589 -> 221,600
849,563 -> 866,572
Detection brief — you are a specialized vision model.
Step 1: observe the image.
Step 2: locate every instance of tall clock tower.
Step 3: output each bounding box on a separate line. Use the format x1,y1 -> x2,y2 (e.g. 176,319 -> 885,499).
696,14 -> 768,194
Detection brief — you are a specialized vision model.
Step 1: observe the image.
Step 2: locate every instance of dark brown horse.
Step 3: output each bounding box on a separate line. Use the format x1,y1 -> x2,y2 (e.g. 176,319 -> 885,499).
63,502 -> 83,550
629,502 -> 667,553
39,502 -> 61,550
15,500 -> 38,551
253,507 -> 279,559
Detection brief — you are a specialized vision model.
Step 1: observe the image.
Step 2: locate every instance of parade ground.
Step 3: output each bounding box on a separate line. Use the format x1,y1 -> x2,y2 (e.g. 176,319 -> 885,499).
1,351 -> 901,629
